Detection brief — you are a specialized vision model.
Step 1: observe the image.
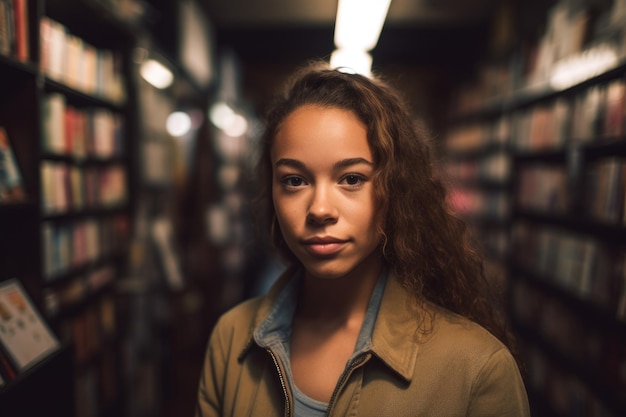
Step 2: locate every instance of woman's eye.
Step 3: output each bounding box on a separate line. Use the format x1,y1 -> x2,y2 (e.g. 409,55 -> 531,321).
282,176 -> 306,187
345,175 -> 360,185
340,174 -> 366,187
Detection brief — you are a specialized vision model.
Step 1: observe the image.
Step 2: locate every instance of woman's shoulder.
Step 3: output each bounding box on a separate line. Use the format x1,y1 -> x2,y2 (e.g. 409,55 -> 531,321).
214,295 -> 266,330
426,303 -> 508,356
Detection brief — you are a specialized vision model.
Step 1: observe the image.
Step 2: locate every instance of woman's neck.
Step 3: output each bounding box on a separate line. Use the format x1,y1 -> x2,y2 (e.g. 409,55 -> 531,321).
296,254 -> 384,324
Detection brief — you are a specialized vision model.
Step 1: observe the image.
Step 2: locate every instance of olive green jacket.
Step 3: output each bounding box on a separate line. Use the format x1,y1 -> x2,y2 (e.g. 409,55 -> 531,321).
195,270 -> 530,417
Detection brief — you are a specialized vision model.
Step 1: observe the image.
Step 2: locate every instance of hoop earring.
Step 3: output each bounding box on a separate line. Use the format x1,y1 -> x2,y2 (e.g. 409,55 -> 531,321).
270,215 -> 279,243
380,231 -> 389,259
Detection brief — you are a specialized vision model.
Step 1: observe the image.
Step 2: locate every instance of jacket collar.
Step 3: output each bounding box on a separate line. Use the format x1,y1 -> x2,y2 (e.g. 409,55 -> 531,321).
239,266 -> 422,383
369,271 -> 423,382
238,266 -> 296,360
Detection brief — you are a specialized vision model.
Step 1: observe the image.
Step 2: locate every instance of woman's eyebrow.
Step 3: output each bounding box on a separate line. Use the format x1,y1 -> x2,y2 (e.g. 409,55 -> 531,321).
274,157 -> 373,170
274,158 -> 305,169
334,157 -> 374,170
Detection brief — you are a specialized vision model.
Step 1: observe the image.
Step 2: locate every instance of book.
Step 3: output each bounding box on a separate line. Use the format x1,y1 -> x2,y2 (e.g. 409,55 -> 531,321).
0,0 -> 15,58
11,0 -> 27,61
0,126 -> 25,203
0,0 -> 10,55
603,79 -> 626,138
41,93 -> 66,154
617,261 -> 626,322
585,158 -> 625,223
0,279 -> 60,372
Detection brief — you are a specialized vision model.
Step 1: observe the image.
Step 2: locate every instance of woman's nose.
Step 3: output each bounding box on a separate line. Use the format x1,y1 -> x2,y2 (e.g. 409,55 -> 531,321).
306,185 -> 338,225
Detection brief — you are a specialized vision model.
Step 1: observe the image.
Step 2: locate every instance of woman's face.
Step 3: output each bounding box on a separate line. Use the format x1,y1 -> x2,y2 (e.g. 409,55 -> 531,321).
271,105 -> 382,280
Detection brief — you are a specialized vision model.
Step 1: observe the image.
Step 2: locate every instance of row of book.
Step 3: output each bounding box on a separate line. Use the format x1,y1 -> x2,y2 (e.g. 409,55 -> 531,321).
516,159 -> 626,224
74,349 -> 119,417
0,0 -> 28,62
444,117 -> 509,153
40,17 -> 126,103
584,158 -> 626,224
450,74 -> 626,154
514,279 -> 613,369
43,266 -> 117,321
517,165 -> 569,213
41,214 -> 129,280
526,1 -> 605,89
511,221 -> 625,318
451,0 -> 626,116
448,187 -> 510,220
452,63 -> 513,115
445,151 -> 510,185
513,79 -> 626,151
513,280 -> 626,414
60,294 -> 116,364
42,93 -> 125,158
41,161 -> 127,214
49,291 -> 119,416
519,339 -> 622,417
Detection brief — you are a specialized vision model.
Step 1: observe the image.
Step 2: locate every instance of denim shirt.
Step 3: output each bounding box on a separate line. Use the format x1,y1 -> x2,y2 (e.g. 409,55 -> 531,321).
253,269 -> 388,417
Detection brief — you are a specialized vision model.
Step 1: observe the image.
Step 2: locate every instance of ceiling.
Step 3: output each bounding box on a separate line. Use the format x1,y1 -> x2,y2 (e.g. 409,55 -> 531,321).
188,0 -> 502,121
201,0 -> 497,26
200,0 -> 500,67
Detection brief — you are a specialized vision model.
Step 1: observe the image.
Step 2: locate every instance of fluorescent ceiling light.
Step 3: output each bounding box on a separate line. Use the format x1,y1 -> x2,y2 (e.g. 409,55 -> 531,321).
166,111 -> 192,137
334,0 -> 392,52
140,59 -> 174,89
330,48 -> 373,76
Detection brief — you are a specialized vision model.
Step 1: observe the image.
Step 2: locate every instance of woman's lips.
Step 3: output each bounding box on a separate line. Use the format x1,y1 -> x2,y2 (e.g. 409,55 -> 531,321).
303,238 -> 347,256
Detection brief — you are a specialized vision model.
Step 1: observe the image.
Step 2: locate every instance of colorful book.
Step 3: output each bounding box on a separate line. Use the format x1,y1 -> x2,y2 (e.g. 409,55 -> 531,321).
12,0 -> 27,61
0,126 -> 25,203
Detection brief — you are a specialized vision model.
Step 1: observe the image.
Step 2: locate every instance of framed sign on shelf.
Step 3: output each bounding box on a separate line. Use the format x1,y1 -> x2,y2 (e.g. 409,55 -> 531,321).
0,279 -> 60,374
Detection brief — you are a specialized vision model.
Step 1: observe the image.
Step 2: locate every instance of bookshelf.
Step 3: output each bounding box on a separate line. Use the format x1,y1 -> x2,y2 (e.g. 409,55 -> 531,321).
0,0 -> 137,416
443,1 -> 626,416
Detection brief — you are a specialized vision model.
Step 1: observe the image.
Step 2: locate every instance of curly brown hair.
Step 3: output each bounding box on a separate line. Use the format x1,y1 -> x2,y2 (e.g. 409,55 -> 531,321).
256,61 -> 514,352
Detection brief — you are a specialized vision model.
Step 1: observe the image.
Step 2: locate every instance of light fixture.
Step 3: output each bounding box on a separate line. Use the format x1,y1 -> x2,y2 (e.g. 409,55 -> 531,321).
334,0 -> 392,52
208,101 -> 249,137
166,111 -> 192,137
209,102 -> 235,130
331,0 -> 392,76
140,58 -> 174,89
330,49 -> 373,76
224,114 -> 248,137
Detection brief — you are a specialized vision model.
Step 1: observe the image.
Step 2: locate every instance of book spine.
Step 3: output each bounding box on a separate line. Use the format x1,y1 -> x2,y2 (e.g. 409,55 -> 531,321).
11,0 -> 27,61
0,0 -> 10,55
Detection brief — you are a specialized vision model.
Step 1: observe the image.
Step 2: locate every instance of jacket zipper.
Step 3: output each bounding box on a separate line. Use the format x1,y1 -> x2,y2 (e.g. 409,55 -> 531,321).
267,348 -> 291,417
325,353 -> 369,417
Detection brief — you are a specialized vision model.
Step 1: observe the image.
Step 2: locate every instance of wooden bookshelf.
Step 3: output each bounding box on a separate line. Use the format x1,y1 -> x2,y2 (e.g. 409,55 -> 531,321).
0,1 -> 137,416
444,1 -> 626,415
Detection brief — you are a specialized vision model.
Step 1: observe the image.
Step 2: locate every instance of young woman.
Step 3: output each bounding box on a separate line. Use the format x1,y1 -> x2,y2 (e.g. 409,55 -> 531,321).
195,62 -> 530,417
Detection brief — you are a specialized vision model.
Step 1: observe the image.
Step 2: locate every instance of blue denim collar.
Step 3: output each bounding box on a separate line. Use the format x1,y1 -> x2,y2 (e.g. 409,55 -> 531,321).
253,268 -> 388,357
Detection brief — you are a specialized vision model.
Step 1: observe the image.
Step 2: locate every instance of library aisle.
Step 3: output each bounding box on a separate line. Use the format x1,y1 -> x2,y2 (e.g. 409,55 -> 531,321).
0,1 -> 625,417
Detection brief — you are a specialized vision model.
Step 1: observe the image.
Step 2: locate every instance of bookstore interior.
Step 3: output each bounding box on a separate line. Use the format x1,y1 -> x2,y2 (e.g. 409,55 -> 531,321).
1,0 -> 626,416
